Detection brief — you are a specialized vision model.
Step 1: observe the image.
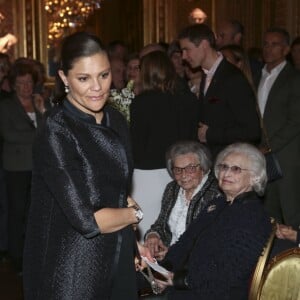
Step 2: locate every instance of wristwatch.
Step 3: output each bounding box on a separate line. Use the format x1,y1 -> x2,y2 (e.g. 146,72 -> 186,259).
131,205 -> 143,223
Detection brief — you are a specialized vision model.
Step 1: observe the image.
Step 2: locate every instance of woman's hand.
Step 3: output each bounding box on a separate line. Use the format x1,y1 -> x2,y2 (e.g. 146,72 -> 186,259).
137,242 -> 154,261
154,243 -> 168,261
144,233 -> 165,257
135,242 -> 155,271
276,224 -> 297,242
154,272 -> 174,292
127,196 -> 142,209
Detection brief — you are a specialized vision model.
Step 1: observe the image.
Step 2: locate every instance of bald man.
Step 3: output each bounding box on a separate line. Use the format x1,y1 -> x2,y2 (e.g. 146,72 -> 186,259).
189,8 -> 207,24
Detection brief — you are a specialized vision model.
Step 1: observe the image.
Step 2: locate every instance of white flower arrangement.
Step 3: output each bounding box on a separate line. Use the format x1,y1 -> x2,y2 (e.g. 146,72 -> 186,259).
108,80 -> 135,123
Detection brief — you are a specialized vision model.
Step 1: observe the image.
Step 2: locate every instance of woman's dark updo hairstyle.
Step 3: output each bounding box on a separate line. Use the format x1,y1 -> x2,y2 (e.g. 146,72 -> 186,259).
54,31 -> 107,103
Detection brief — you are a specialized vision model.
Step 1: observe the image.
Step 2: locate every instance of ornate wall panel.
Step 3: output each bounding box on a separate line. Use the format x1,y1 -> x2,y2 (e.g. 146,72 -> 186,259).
88,0 -> 143,51
273,0 -> 300,41
143,0 -> 177,45
8,0 -> 46,62
1,0 -> 300,73
0,0 -> 16,59
213,0 -> 263,50
0,0 -> 13,36
147,0 -> 215,44
143,0 -> 300,50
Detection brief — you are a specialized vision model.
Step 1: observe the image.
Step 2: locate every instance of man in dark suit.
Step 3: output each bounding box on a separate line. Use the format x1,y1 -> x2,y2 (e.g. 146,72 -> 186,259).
257,27 -> 300,229
178,24 -> 260,158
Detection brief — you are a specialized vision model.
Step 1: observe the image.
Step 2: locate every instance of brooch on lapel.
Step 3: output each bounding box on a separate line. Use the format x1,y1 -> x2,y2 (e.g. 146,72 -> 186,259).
207,204 -> 217,212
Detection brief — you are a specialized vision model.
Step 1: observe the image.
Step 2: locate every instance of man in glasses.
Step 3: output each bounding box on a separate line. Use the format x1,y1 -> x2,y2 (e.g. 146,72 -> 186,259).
256,27 -> 300,231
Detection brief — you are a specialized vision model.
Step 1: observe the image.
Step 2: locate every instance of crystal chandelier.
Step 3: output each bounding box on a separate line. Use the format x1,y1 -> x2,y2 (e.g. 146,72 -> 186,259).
45,0 -> 103,43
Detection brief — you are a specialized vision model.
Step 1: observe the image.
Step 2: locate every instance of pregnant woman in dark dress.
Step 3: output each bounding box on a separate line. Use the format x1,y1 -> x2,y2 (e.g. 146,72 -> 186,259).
23,32 -> 150,300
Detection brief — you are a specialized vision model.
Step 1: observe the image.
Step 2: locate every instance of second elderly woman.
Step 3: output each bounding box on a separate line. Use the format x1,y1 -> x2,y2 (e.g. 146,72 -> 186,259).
144,140 -> 221,259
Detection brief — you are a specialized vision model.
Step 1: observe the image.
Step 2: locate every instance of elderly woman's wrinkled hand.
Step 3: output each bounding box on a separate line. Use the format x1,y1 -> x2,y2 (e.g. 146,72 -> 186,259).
276,223 -> 297,242
144,233 -> 165,258
135,242 -> 155,271
154,243 -> 168,261
154,271 -> 174,292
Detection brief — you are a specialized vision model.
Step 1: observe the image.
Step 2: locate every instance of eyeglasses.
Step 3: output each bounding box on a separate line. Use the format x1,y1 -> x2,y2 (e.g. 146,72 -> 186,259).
173,164 -> 201,175
217,163 -> 251,174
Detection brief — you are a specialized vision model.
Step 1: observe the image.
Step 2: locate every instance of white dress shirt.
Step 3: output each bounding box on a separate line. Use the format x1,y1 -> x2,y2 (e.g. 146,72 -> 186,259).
27,112 -> 37,127
257,61 -> 286,116
203,53 -> 223,95
168,173 -> 209,245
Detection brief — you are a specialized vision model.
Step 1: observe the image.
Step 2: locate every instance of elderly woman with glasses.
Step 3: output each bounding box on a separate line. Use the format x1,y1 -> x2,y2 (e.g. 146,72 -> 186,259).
156,143 -> 273,300
144,140 -> 221,260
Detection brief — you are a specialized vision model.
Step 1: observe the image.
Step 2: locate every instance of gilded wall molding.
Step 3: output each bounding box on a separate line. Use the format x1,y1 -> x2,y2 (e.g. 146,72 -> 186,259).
12,0 -> 46,62
143,0 -> 176,45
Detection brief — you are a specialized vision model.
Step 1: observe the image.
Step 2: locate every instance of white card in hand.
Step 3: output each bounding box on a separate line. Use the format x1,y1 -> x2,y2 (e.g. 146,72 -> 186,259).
141,256 -> 169,275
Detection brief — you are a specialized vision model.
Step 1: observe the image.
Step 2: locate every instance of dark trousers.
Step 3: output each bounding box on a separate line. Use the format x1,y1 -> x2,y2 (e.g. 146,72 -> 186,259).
0,168 -> 8,251
6,170 -> 32,271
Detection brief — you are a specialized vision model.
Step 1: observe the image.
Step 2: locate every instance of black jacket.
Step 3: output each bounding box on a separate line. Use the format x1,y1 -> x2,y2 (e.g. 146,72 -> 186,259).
23,100 -> 134,299
130,89 -> 199,169
163,191 -> 272,300
199,58 -> 260,158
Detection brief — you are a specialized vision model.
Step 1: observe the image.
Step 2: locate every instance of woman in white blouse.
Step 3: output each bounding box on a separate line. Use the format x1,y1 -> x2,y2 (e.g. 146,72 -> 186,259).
144,140 -> 221,260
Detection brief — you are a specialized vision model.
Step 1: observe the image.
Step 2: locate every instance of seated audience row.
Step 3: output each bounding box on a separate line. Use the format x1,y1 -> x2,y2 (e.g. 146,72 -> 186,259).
150,142 -> 273,299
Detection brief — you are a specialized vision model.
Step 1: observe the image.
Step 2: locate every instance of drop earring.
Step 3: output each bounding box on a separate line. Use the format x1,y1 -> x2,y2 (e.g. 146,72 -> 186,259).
64,85 -> 69,93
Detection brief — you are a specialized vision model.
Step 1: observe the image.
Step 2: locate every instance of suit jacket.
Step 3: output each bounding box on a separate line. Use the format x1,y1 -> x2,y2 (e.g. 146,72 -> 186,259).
259,63 -> 300,166
199,58 -> 261,158
0,94 -> 43,171
144,171 -> 221,246
256,62 -> 300,227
